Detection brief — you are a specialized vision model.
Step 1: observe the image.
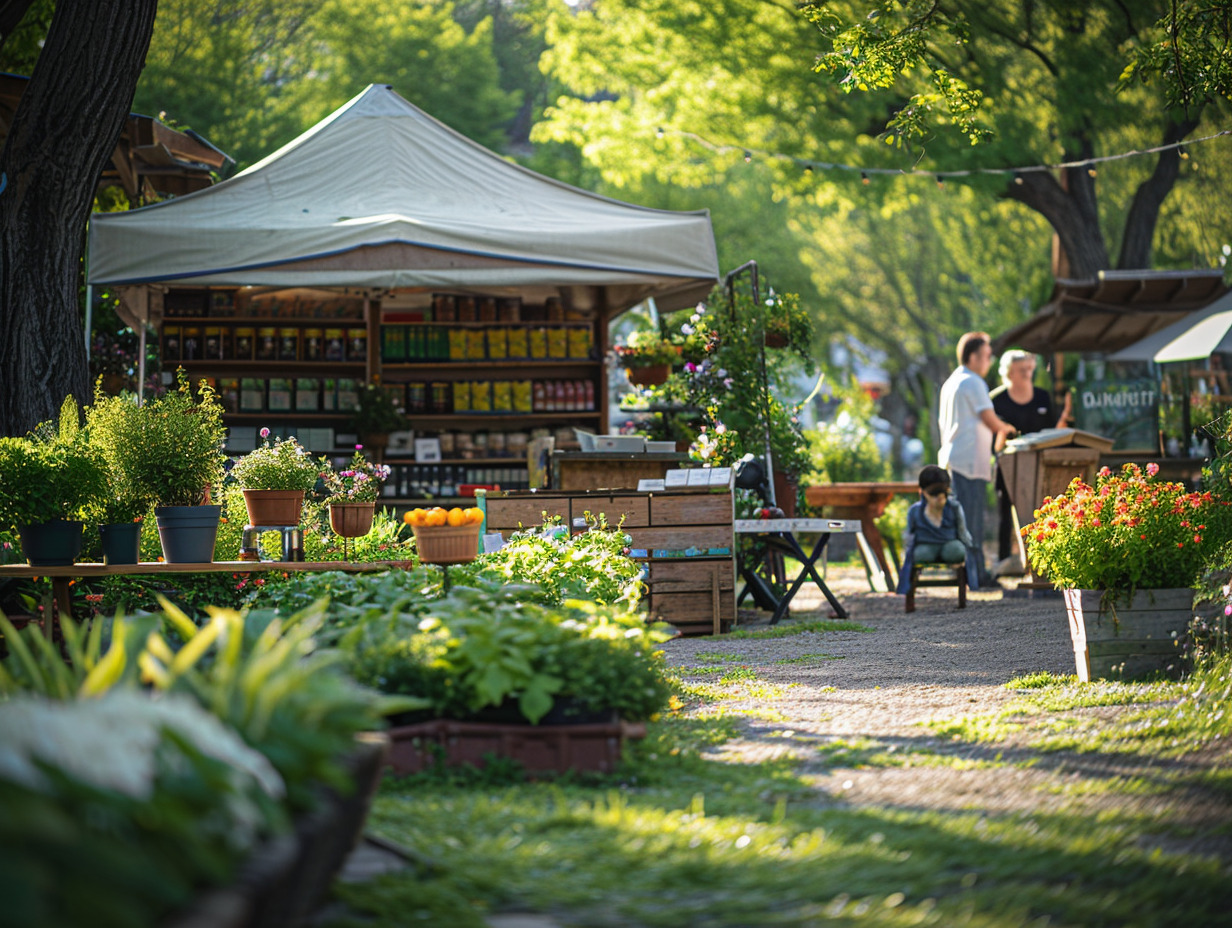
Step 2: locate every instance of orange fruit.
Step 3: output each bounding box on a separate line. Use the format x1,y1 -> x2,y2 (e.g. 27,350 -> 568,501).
447,507 -> 466,527
426,507 -> 448,527
464,507 -> 484,525
404,508 -> 427,527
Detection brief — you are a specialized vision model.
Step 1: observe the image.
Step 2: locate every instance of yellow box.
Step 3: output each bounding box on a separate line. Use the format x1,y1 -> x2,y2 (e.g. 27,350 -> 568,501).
470,381 -> 492,412
507,326 -> 528,358
513,380 -> 533,412
487,327 -> 508,360
452,381 -> 472,412
449,328 -> 468,361
548,326 -> 568,359
529,327 -> 548,359
567,327 -> 593,359
492,380 -> 512,411
467,330 -> 486,360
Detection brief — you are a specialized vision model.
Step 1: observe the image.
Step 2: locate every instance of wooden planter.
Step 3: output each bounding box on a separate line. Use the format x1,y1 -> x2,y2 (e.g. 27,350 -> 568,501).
163,733 -> 389,928
329,502 -> 376,538
386,719 -> 646,777
764,330 -> 789,348
626,363 -> 671,387
242,490 -> 306,527
1064,588 -> 1194,682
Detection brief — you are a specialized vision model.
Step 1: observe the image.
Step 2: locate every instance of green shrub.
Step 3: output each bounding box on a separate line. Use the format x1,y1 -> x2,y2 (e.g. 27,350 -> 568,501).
230,431 -> 327,491
127,370 -> 226,507
0,397 -> 108,528
84,388 -> 153,524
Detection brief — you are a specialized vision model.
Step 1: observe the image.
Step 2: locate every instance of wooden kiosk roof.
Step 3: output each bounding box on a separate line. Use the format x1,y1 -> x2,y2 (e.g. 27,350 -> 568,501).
0,71 -> 231,201
992,269 -> 1228,355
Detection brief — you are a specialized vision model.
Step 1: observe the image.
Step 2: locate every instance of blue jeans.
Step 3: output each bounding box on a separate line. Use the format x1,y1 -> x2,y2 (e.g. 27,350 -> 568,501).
914,539 -> 967,563
949,470 -> 988,583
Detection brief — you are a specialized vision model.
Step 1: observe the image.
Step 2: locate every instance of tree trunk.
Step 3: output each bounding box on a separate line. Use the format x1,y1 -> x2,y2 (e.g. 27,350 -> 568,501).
1002,165 -> 1110,279
1117,115 -> 1203,269
0,0 -> 158,437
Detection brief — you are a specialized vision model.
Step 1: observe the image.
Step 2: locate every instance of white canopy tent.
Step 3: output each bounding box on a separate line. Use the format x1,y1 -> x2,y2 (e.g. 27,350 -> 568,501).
88,84 -> 719,325
1109,288 -> 1232,362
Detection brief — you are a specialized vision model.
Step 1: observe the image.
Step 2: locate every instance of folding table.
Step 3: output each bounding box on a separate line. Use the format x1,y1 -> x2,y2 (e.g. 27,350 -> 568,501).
733,518 -> 862,623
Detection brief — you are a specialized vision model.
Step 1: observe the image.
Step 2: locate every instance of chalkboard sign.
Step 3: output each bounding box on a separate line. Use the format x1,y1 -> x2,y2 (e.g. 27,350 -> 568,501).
1072,360 -> 1159,451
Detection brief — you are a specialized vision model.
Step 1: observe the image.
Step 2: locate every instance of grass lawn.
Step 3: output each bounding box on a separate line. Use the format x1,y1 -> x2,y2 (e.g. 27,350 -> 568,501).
328,658 -> 1232,928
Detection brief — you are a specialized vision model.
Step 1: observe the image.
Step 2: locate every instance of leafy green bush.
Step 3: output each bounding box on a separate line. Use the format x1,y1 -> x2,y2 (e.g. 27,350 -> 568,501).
230,431 -> 327,491
341,585 -> 672,724
803,379 -> 890,485
451,518 -> 644,608
84,389 -> 152,523
127,370 -> 227,507
0,398 -> 108,528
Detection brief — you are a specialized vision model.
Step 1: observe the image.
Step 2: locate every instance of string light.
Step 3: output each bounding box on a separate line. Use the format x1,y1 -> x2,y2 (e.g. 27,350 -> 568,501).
675,126 -> 1232,182
936,175 -> 945,189
656,126 -> 665,139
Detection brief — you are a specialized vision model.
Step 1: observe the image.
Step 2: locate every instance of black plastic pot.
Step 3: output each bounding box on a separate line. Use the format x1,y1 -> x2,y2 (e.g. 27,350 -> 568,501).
17,519 -> 84,566
155,505 -> 222,564
99,522 -> 142,565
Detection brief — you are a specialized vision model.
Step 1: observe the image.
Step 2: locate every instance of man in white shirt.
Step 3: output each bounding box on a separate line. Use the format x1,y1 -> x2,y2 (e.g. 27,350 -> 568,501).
938,332 -> 1016,586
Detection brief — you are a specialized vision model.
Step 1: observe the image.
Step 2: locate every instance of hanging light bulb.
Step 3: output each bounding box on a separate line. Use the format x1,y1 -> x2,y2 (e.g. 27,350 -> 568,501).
1013,173 -> 1025,185
743,150 -> 752,163
861,172 -> 870,185
1087,167 -> 1098,178
936,175 -> 945,189
656,127 -> 665,139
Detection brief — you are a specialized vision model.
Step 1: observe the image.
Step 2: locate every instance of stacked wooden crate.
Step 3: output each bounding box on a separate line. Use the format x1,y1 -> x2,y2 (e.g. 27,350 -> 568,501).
483,489 -> 735,636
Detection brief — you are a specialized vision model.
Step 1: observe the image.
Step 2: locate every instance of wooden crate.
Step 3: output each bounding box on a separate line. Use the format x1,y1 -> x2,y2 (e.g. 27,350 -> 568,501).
626,525 -> 733,555
485,495 -> 570,531
645,559 -> 734,595
649,493 -> 733,526
570,495 -> 650,528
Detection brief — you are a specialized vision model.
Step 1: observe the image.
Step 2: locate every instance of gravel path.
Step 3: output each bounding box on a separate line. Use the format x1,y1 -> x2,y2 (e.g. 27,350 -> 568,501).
660,566 -> 1232,859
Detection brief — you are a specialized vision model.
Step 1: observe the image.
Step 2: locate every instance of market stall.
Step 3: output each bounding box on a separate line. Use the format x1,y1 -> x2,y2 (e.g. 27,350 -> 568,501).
87,84 -> 720,510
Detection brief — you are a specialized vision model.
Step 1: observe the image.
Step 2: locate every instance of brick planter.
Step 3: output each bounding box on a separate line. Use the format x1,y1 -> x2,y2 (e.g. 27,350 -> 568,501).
386,719 -> 647,776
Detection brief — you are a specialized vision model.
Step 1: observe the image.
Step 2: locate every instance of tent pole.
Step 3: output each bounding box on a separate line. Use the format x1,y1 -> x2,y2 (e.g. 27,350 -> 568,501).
724,260 -> 775,506
137,323 -> 147,407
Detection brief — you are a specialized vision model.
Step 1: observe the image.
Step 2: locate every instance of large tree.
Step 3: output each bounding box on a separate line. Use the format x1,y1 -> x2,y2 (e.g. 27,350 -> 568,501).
0,0 -> 159,437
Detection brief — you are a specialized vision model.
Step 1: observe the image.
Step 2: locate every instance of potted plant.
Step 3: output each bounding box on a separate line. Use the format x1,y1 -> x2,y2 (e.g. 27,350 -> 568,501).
127,371 -> 228,563
323,450 -> 390,545
1024,462 -> 1232,681
85,389 -> 153,564
761,291 -> 814,351
613,330 -> 679,386
231,428 -> 326,527
350,384 -> 406,463
0,399 -> 107,566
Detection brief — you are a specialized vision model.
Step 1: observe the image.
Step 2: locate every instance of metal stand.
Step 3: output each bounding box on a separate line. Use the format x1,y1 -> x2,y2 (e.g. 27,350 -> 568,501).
239,524 -> 305,562
734,518 -> 861,623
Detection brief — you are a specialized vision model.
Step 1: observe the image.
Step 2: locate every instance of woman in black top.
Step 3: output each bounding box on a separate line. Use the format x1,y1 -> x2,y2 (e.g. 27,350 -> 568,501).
990,350 -> 1069,571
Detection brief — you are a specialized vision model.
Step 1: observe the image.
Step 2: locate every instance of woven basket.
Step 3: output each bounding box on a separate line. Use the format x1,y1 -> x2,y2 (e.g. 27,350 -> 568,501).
412,522 -> 481,565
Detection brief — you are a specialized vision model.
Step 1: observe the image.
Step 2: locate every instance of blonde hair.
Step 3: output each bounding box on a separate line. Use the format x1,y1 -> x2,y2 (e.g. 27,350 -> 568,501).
998,349 -> 1036,384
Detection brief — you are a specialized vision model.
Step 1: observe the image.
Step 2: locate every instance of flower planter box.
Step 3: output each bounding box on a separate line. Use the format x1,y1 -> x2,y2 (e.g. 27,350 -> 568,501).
386,719 -> 647,776
1064,588 -> 1194,682
163,733 -> 388,928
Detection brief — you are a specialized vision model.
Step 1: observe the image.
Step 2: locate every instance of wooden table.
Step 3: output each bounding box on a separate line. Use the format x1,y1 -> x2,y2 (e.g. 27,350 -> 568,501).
0,560 -> 414,640
803,482 -> 919,591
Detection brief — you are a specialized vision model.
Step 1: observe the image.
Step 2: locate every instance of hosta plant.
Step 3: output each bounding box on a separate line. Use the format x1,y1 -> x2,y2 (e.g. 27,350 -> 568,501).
1023,462 -> 1232,597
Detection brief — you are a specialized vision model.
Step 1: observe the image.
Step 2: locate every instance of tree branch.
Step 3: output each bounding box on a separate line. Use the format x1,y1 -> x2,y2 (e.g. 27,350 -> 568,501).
0,0 -> 36,49
1117,113 -> 1204,268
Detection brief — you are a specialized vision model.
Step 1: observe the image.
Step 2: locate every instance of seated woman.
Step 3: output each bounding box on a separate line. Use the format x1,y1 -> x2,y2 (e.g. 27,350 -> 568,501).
895,465 -> 981,594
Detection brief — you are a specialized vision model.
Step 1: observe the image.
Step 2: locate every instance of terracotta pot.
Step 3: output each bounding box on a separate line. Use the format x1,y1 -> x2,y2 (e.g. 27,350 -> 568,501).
771,471 -> 798,518
764,330 -> 789,348
626,363 -> 671,387
329,502 -> 375,538
242,489 -> 305,527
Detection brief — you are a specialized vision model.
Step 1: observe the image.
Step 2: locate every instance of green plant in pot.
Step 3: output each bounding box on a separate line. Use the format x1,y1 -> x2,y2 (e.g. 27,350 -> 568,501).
350,384 -> 406,463
0,398 -> 107,566
613,330 -> 680,386
231,427 -> 327,527
127,371 -> 227,563
1024,462 -> 1232,681
85,387 -> 153,565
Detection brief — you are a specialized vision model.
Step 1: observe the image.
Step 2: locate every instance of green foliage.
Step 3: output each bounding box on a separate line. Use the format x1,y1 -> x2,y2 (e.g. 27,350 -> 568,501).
450,518 -> 645,608
126,370 -> 227,507
0,690 -> 286,928
341,585 -> 673,724
1117,0 -> 1232,111
613,330 -> 680,366
1024,462 -> 1232,595
802,378 -> 891,485
229,433 -> 326,491
0,397 -> 108,528
84,388 -> 154,523
96,571 -> 249,620
351,383 -> 407,436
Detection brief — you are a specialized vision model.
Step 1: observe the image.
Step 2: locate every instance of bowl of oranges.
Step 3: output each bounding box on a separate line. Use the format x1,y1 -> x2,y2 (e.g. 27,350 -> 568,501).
403,505 -> 485,565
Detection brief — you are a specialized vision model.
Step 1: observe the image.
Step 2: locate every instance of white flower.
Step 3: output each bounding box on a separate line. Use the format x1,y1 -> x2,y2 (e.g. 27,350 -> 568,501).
681,324 -> 694,336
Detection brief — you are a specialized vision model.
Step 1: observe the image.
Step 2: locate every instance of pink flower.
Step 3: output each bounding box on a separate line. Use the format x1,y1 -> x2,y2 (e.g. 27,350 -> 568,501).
259,427 -> 270,438
1146,462 -> 1160,476
1098,466 -> 1112,477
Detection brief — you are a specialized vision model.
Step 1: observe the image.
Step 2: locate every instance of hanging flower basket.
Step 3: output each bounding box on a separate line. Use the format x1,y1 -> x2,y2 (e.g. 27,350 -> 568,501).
764,331 -> 789,349
626,363 -> 671,387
